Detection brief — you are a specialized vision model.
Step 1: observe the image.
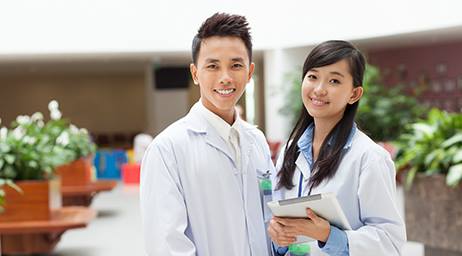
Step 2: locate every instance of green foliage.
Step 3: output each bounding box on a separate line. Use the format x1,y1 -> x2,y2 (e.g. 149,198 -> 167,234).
395,109 -> 462,188
278,68 -> 303,127
357,65 -> 427,141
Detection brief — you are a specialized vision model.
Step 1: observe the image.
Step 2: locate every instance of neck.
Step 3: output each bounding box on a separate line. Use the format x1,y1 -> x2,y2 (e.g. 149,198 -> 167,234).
312,115 -> 343,145
220,111 -> 236,125
200,99 -> 235,125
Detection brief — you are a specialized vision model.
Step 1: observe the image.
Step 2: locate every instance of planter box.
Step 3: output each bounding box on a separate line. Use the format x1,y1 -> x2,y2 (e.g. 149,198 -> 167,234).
0,179 -> 62,222
405,174 -> 462,252
56,157 -> 93,186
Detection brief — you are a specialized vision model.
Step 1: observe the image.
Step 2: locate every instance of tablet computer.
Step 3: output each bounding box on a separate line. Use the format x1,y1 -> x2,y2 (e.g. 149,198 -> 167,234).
267,192 -> 352,242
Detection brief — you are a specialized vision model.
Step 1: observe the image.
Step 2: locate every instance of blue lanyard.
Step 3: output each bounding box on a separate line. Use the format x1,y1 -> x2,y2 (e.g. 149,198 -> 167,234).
298,172 -> 304,197
298,172 -> 314,197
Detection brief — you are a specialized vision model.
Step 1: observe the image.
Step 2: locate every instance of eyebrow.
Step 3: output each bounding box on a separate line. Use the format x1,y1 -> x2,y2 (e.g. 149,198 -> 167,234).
231,57 -> 245,63
310,69 -> 345,78
204,58 -> 219,63
204,57 -> 245,63
330,71 -> 345,78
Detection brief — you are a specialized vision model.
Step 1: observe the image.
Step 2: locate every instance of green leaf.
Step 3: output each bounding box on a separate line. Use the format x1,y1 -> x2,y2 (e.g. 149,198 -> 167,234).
446,164 -> 462,187
6,180 -> 22,193
441,133 -> 462,148
4,154 -> 15,164
454,150 -> 462,163
405,166 -> 418,189
412,123 -> 434,137
0,143 -> 10,153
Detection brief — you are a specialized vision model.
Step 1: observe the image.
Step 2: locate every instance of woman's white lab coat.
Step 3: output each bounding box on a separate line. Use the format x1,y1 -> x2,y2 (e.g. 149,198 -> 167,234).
272,130 -> 407,256
140,104 -> 273,256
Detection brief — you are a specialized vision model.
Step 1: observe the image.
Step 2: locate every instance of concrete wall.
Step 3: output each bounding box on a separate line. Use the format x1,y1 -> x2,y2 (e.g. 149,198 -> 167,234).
263,46 -> 311,143
0,71 -> 146,133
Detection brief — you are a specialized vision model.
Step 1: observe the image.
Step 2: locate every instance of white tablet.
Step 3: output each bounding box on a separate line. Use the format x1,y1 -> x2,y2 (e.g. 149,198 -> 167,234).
267,192 -> 352,233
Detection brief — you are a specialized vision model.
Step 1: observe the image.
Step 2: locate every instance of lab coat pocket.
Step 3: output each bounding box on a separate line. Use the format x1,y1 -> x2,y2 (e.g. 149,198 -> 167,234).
256,168 -> 273,222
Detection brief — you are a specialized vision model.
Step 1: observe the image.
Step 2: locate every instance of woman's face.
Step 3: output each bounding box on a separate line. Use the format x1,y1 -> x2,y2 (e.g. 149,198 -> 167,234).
301,59 -> 363,123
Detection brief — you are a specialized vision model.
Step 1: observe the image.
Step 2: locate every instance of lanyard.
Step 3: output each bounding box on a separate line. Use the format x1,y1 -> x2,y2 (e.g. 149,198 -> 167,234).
298,172 -> 314,197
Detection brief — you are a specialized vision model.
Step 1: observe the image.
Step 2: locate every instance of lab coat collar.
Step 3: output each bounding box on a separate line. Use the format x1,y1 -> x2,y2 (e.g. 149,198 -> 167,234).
185,102 -> 257,133
184,102 -> 240,166
295,153 -> 311,182
184,102 -> 258,170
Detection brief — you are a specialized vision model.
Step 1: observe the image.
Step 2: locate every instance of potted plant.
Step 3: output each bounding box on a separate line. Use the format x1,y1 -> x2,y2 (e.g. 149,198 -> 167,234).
0,108 -> 73,221
46,100 -> 97,187
395,108 -> 462,253
0,101 -> 97,254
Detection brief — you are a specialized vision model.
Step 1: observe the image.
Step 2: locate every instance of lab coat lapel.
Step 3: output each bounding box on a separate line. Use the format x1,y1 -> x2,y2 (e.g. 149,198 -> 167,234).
239,127 -> 256,205
295,153 -> 310,183
205,126 -> 236,165
185,105 -> 236,165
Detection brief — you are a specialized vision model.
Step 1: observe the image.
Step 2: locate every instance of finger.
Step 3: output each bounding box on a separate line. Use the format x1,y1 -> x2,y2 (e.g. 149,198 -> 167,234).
306,208 -> 319,223
273,216 -> 286,224
267,225 -> 278,240
270,219 -> 288,234
276,234 -> 297,246
268,225 -> 296,245
275,217 -> 296,226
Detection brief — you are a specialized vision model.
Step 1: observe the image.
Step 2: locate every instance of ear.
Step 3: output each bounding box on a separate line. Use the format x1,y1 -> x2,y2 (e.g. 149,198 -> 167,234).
190,63 -> 199,85
348,86 -> 363,104
247,62 -> 255,82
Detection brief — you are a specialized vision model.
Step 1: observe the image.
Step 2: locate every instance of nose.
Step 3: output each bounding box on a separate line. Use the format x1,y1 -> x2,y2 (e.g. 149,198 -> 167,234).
313,82 -> 327,96
220,71 -> 233,86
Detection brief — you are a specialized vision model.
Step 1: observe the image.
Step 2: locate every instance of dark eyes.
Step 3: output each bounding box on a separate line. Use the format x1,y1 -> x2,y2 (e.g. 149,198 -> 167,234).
206,63 -> 243,69
306,74 -> 317,79
306,74 -> 341,85
330,79 -> 341,84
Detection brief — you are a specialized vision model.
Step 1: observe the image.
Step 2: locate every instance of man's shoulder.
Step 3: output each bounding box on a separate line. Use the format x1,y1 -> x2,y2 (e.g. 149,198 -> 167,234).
149,117 -> 191,148
239,120 -> 265,140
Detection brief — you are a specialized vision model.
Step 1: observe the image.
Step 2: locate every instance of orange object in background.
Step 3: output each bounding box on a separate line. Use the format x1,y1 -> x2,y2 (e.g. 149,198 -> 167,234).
121,163 -> 140,185
267,140 -> 282,164
56,157 -> 94,187
0,179 -> 61,222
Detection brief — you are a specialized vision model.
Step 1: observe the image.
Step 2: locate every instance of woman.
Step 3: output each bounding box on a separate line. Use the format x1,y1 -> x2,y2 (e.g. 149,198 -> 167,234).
268,40 -> 406,256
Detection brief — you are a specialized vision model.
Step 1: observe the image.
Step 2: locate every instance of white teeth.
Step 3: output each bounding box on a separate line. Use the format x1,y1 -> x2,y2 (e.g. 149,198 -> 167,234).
215,89 -> 235,95
311,98 -> 328,106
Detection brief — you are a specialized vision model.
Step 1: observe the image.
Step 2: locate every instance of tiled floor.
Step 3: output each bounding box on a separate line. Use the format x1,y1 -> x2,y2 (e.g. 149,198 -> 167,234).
54,184 -> 145,256
53,184 -> 424,256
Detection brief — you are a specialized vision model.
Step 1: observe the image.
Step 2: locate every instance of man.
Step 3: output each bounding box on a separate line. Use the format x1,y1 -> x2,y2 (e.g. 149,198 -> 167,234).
140,13 -> 274,256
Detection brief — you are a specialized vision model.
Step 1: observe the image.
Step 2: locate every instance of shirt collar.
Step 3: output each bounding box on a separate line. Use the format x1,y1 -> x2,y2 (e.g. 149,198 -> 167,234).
196,99 -> 241,142
297,122 -> 357,166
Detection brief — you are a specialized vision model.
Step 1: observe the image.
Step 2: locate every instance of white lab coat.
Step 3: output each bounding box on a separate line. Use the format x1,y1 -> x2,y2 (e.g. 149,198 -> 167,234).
140,103 -> 273,256
272,130 -> 407,256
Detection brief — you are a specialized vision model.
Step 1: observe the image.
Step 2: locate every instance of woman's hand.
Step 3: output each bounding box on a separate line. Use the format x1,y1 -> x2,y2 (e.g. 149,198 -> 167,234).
268,217 -> 297,247
272,208 -> 331,243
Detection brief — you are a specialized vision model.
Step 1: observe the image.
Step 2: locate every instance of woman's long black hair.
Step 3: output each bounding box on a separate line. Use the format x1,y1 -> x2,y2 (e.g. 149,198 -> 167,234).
276,40 -> 366,190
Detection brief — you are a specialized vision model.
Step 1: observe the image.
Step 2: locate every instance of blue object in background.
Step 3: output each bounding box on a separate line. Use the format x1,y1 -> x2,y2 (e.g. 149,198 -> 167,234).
94,149 -> 128,179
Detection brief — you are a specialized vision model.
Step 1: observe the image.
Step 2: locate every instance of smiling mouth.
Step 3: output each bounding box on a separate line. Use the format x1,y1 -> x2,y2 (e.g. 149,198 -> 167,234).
214,88 -> 236,95
310,97 -> 329,106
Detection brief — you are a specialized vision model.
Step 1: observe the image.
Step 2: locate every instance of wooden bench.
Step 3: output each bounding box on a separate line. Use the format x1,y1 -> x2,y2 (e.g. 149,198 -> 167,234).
0,207 -> 96,254
61,180 -> 118,206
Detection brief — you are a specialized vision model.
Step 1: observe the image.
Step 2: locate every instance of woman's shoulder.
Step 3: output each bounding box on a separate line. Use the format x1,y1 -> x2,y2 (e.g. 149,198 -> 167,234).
350,130 -> 392,161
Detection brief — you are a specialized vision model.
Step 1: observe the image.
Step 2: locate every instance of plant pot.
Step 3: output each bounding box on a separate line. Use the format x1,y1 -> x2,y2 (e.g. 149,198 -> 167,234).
405,174 -> 462,252
56,156 -> 93,186
0,179 -> 62,222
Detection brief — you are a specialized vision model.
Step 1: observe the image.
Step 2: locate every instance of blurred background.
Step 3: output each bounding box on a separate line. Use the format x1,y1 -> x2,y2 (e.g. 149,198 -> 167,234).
1,0 -> 461,255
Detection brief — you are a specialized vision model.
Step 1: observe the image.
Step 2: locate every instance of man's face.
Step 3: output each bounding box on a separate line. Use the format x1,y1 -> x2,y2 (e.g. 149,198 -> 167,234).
190,36 -> 254,120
